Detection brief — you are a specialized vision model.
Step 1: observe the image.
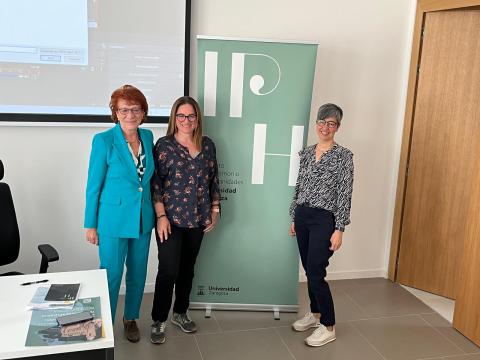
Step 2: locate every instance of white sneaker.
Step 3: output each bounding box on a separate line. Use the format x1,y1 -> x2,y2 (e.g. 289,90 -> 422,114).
292,312 -> 320,332
305,324 -> 336,347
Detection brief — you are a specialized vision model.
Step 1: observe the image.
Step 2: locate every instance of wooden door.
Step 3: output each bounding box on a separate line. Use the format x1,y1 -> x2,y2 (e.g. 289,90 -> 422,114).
397,9 -> 480,299
454,158 -> 480,345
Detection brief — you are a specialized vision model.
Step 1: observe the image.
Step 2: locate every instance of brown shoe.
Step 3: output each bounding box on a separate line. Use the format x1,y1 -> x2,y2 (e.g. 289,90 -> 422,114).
123,319 -> 140,343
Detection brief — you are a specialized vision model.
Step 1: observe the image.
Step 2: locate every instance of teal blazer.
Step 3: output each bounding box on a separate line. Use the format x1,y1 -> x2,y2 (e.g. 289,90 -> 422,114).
84,123 -> 155,238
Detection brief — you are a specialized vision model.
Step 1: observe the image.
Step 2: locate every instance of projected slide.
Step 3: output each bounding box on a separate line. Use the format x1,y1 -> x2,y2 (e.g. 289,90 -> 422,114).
0,0 -> 88,66
0,0 -> 187,120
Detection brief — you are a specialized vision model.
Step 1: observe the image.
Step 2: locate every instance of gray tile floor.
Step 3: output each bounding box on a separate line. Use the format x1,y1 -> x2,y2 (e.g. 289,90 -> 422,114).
113,278 -> 480,360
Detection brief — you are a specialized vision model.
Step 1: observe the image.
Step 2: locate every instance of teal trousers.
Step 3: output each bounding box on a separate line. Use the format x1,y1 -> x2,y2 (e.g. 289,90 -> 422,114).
99,232 -> 151,323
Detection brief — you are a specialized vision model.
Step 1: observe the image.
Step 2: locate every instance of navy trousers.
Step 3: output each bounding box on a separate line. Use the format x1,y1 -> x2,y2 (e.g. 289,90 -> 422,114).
294,205 -> 336,326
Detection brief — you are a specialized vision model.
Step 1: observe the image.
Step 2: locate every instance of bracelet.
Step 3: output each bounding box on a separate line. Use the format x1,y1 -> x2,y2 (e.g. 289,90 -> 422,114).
157,214 -> 166,219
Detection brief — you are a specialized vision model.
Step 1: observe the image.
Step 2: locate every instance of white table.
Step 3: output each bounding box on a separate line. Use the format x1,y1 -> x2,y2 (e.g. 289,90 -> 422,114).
0,269 -> 114,360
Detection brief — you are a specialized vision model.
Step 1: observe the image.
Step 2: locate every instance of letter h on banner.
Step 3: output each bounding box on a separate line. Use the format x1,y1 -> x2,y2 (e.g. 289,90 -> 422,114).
252,124 -> 304,186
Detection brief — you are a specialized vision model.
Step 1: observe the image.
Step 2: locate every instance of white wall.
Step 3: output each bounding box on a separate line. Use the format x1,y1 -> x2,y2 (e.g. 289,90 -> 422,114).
0,0 -> 416,287
191,0 -> 416,280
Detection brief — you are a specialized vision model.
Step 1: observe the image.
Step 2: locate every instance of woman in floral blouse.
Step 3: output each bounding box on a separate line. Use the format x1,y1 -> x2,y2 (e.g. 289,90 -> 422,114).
150,96 -> 220,344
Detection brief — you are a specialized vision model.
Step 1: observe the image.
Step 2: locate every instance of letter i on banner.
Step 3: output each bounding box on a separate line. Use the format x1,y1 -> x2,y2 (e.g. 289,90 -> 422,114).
204,51 -> 218,117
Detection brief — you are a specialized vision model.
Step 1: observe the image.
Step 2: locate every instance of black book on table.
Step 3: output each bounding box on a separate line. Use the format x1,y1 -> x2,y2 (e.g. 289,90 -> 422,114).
44,283 -> 80,302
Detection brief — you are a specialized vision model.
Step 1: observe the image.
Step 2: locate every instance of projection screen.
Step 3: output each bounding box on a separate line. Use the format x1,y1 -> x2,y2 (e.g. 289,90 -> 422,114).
0,0 -> 190,124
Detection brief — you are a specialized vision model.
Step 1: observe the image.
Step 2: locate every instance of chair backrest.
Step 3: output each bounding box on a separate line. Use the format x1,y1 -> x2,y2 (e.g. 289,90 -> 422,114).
0,160 -> 20,266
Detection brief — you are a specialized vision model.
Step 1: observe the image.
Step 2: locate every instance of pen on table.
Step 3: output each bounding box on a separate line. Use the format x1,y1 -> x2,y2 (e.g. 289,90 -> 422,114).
20,279 -> 49,286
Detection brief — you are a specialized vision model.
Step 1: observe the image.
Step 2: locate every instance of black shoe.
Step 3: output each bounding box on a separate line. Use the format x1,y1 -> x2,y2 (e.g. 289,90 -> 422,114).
150,321 -> 166,344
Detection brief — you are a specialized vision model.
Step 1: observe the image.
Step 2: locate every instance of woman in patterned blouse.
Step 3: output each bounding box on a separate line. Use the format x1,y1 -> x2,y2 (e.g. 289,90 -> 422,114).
150,96 -> 220,344
289,103 -> 354,347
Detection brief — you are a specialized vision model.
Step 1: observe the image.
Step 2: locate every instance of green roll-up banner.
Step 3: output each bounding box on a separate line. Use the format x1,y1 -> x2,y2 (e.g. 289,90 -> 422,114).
192,37 -> 318,313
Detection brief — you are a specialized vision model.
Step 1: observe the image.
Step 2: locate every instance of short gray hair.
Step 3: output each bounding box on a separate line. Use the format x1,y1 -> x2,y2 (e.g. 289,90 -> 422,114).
317,103 -> 343,125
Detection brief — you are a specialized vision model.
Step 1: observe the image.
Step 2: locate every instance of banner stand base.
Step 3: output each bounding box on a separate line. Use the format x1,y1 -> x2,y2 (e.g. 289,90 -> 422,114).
273,307 -> 280,320
190,302 -> 298,320
205,305 -> 212,318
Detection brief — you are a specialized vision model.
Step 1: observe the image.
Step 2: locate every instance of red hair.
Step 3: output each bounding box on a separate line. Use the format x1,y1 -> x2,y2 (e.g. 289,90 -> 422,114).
109,84 -> 148,124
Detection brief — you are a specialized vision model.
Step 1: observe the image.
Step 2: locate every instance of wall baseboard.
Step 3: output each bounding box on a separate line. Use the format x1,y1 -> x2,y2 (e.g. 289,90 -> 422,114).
299,268 -> 388,282
119,269 -> 389,294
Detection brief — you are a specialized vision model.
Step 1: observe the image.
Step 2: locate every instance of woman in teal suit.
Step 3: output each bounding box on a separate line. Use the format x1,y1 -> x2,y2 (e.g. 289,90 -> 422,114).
84,85 -> 155,343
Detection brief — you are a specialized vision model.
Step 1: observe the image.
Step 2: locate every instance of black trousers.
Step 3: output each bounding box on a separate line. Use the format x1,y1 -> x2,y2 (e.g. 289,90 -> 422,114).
151,225 -> 204,322
294,205 -> 336,326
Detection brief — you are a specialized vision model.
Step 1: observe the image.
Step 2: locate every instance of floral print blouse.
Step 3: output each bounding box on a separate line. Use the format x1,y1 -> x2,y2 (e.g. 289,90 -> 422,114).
151,135 -> 221,228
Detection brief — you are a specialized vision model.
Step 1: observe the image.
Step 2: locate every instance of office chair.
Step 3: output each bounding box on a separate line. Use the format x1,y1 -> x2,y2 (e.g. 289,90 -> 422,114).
0,159 -> 59,276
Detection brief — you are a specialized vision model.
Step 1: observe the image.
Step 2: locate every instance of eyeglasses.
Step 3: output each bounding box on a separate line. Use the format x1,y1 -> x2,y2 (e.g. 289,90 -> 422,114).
176,113 -> 197,122
316,119 -> 338,128
117,107 -> 143,116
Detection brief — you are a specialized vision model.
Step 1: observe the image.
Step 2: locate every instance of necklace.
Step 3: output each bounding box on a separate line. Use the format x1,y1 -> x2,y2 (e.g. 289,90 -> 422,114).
174,133 -> 194,146
174,134 -> 200,158
317,143 -> 333,153
315,142 -> 334,160
123,128 -> 140,143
